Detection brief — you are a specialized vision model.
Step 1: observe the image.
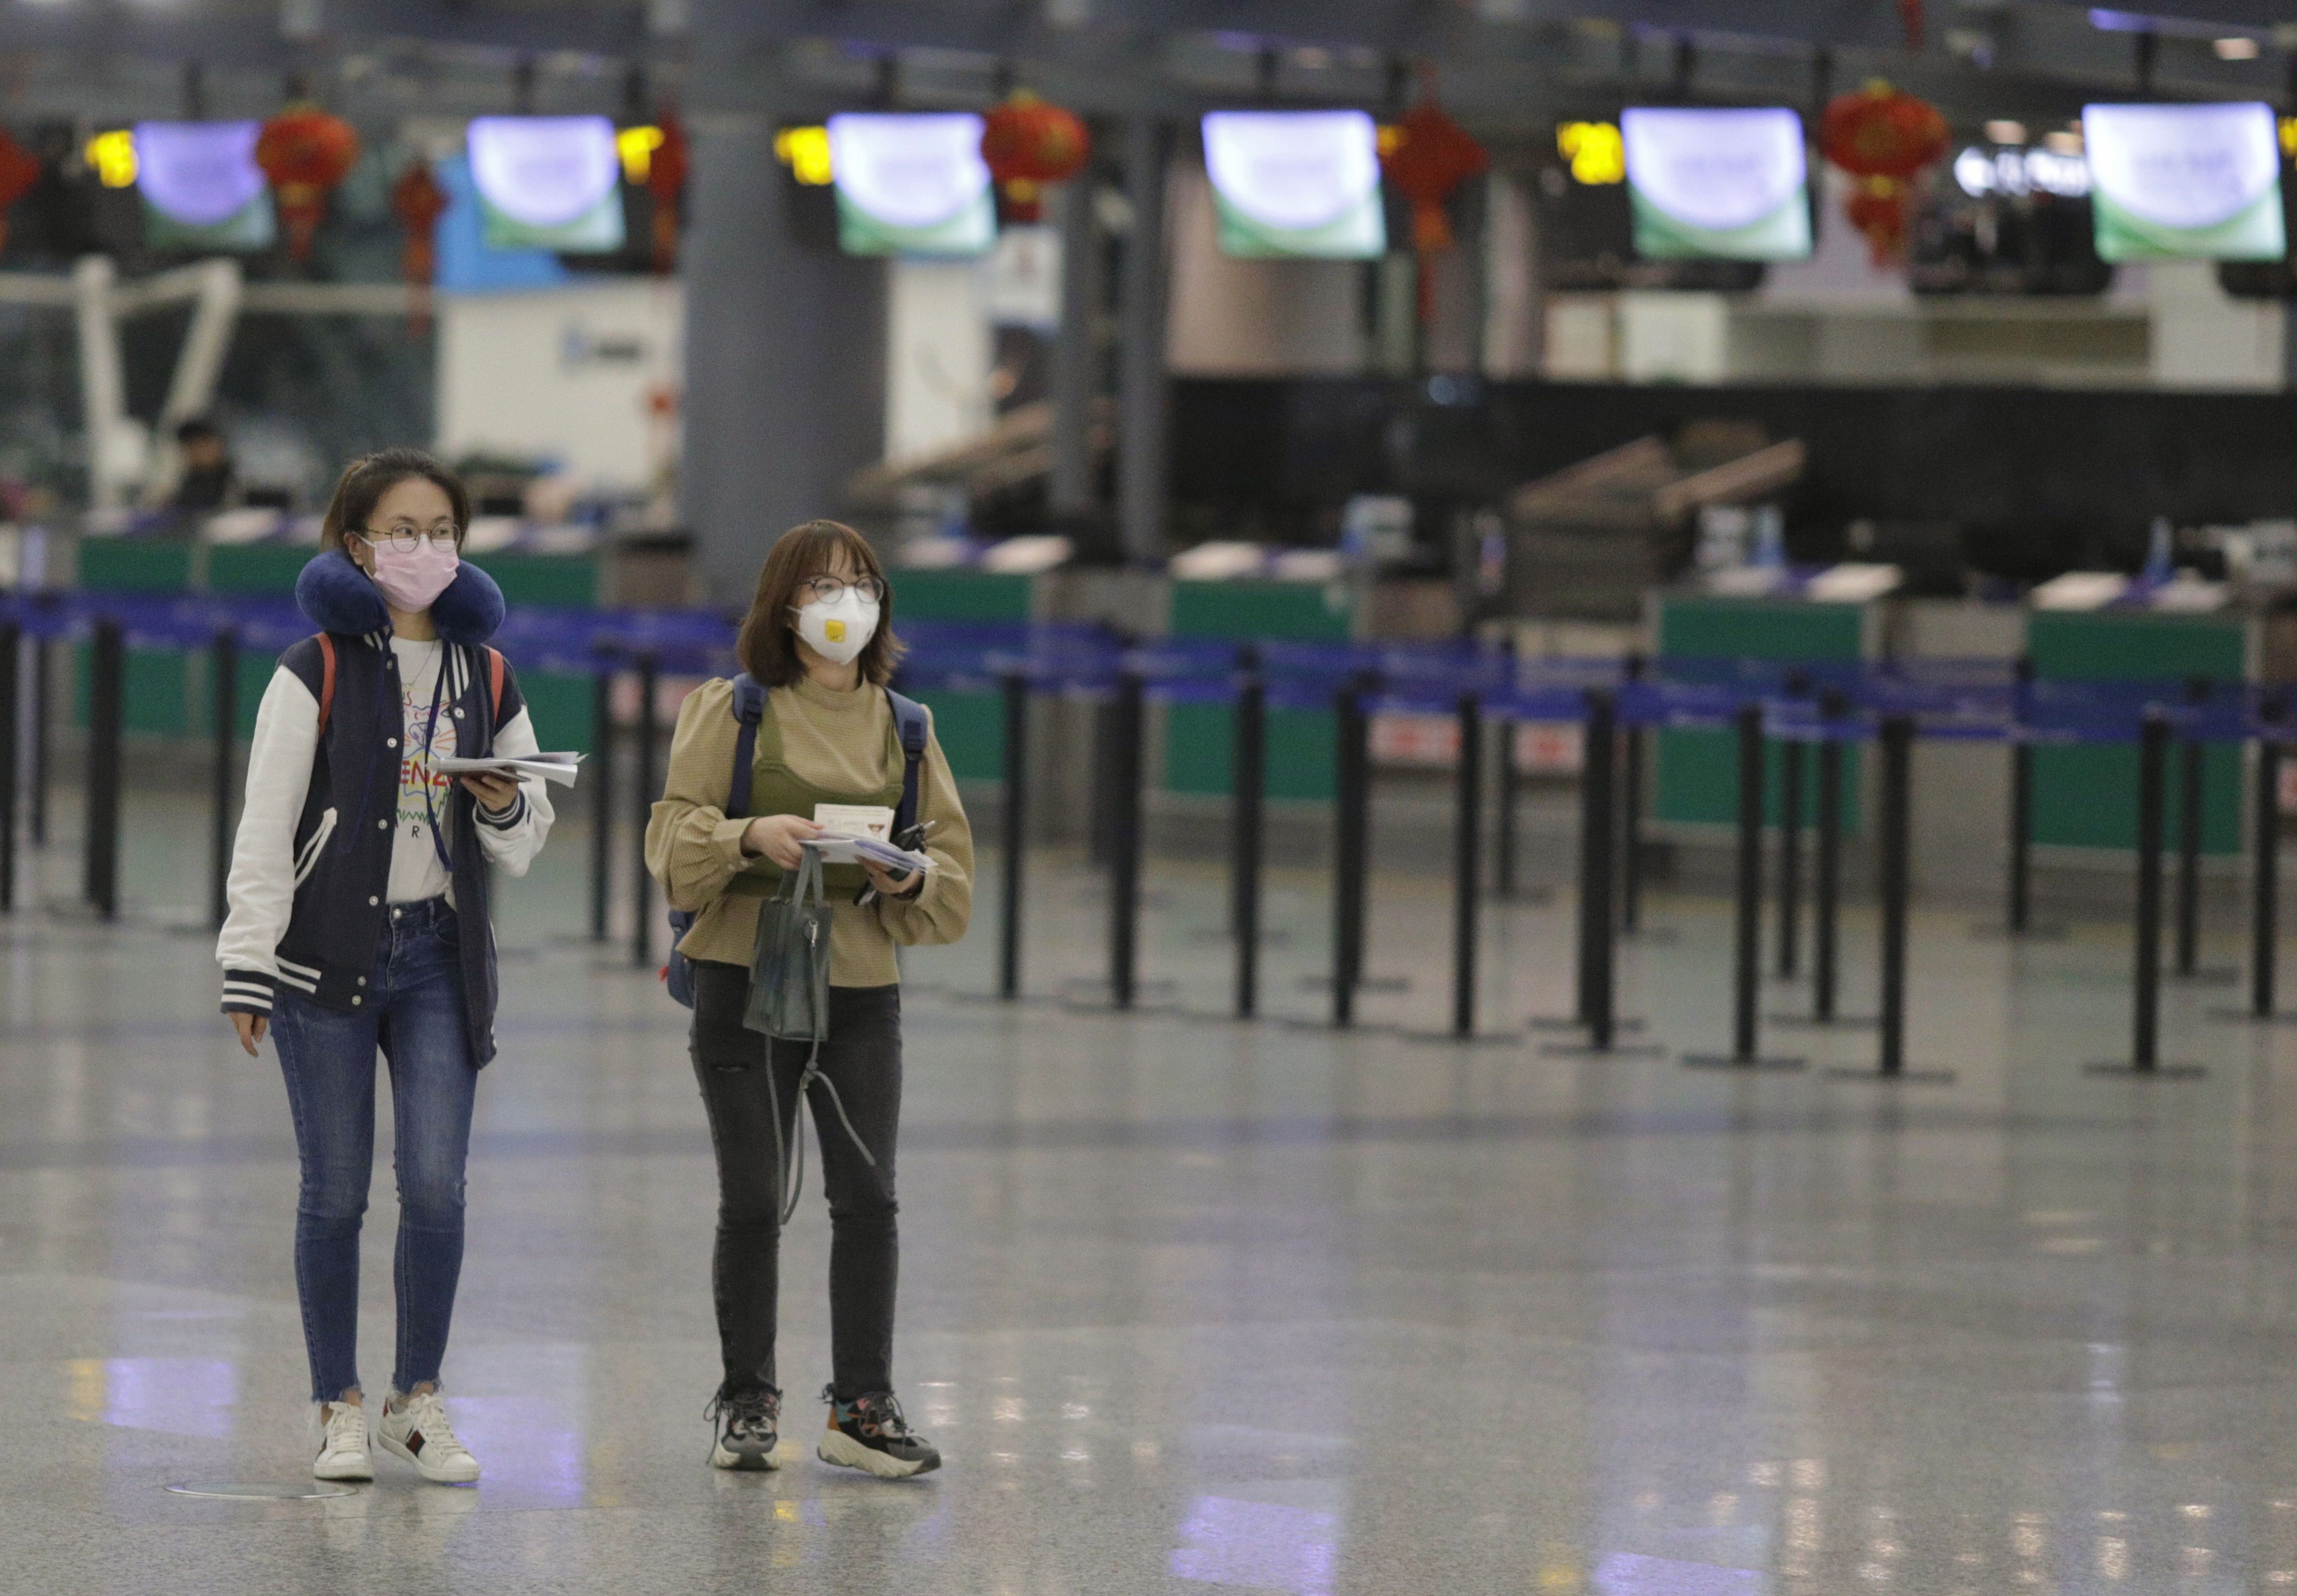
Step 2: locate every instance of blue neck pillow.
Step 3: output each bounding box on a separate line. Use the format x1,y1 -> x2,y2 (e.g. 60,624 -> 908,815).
295,549 -> 506,645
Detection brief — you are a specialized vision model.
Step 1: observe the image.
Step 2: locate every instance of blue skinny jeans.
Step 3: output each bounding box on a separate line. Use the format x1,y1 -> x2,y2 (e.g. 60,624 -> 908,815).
270,896 -> 477,1404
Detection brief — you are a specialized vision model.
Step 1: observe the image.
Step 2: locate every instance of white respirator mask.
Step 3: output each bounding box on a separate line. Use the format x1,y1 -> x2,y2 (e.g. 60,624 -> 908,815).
792,586 -> 881,666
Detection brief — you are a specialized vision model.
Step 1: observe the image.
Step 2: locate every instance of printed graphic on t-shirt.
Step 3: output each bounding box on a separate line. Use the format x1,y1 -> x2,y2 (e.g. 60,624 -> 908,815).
399,666 -> 456,842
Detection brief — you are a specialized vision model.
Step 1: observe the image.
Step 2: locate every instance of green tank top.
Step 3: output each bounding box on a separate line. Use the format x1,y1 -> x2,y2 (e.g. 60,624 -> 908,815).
723,693 -> 906,898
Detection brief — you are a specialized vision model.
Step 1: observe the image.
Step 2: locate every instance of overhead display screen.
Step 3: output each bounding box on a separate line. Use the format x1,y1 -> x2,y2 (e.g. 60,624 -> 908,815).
2081,102 -> 2285,262
135,121 -> 275,251
1201,110 -> 1386,259
1622,107 -> 1812,261
827,113 -> 995,257
467,115 -> 626,253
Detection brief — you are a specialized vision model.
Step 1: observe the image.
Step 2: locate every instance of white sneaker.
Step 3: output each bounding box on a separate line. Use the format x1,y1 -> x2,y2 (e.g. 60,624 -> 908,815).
313,1401 -> 374,1482
376,1388 -> 480,1484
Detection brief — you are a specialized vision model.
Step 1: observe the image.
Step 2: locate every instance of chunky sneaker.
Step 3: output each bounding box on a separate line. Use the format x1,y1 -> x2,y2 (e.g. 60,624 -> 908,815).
707,1385 -> 783,1471
817,1386 -> 941,1479
377,1387 -> 481,1483
312,1401 -> 373,1482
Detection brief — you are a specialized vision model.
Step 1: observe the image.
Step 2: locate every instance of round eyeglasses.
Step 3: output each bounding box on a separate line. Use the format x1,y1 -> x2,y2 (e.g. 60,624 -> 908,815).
352,526 -> 460,554
797,574 -> 886,606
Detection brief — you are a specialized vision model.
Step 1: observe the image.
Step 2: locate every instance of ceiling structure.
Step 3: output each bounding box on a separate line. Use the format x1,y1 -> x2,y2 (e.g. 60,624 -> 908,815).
0,1 -> 2283,137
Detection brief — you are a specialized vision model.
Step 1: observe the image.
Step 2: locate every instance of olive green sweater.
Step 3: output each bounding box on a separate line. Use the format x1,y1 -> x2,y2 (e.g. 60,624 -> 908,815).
644,673 -> 973,986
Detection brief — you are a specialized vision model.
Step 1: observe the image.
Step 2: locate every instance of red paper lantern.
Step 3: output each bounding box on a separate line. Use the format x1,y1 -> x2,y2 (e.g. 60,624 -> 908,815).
1821,82 -> 1947,265
0,129 -> 41,255
646,110 -> 690,274
1379,99 -> 1488,255
390,159 -> 448,331
1820,82 -> 1948,180
255,106 -> 361,261
980,91 -> 1089,223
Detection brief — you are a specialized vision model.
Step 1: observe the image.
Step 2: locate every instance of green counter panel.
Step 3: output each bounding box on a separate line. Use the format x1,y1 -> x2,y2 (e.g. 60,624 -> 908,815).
1653,595 -> 1866,829
895,568 -> 1033,624
1166,579 -> 1352,801
469,552 -> 598,610
891,570 -> 1033,781
209,543 -> 311,596
2027,610 -> 2246,855
78,539 -> 192,594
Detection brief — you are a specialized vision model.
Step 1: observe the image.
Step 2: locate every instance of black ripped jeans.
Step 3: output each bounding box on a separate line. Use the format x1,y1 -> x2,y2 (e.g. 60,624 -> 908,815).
689,961 -> 903,1403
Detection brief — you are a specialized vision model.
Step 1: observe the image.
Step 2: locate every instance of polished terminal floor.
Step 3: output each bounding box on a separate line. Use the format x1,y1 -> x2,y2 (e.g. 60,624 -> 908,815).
9,796 -> 2297,1595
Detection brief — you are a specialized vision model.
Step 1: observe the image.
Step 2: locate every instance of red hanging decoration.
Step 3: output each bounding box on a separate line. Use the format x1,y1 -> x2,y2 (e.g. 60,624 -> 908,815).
255,106 -> 361,262
979,91 -> 1090,223
1378,99 -> 1489,256
646,110 -> 689,274
1820,81 -> 1949,265
390,159 -> 448,333
1901,0 -> 1924,53
0,128 -> 42,255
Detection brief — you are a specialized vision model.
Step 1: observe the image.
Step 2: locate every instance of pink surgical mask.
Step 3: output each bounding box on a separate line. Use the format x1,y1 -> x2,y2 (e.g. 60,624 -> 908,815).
364,534 -> 460,613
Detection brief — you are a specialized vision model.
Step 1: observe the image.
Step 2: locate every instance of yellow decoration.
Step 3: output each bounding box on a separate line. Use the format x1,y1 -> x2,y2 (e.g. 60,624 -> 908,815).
773,125 -> 834,187
1556,121 -> 1624,185
2282,116 -> 2297,161
85,129 -> 137,189
617,124 -> 665,185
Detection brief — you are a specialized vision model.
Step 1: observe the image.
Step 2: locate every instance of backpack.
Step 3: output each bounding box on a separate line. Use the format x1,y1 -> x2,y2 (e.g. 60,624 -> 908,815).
313,633 -> 506,734
662,676 -> 929,1008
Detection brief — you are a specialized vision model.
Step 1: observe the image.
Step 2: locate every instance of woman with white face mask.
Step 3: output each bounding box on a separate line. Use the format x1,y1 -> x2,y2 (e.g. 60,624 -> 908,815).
216,448 -> 555,1485
646,519 -> 973,1478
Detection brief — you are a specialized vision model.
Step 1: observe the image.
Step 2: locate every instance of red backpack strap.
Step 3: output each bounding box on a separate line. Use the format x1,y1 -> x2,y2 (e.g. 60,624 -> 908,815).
486,645 -> 506,724
314,634 -> 337,736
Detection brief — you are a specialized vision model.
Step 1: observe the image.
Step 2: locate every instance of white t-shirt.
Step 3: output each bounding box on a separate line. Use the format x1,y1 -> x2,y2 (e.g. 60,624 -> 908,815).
389,637 -> 456,903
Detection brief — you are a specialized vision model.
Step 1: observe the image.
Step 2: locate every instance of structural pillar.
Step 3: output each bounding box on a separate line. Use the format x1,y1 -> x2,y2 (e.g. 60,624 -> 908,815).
1048,171 -> 1103,519
1115,116 -> 1171,565
682,115 -> 887,592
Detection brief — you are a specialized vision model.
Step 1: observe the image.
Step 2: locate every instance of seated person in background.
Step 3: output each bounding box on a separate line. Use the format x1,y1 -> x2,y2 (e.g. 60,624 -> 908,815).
170,417 -> 237,512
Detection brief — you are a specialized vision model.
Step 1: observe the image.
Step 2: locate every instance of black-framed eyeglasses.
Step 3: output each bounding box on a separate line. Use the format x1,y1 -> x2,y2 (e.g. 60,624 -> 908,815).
352,526 -> 461,554
796,574 -> 886,605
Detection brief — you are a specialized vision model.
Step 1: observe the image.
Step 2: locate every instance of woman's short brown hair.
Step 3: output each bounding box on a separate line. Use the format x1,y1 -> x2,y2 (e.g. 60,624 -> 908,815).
318,448 -> 471,556
735,519 -> 904,688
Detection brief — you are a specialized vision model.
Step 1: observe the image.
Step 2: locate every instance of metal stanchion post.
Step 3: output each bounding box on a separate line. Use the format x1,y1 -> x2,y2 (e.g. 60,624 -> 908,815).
1451,693 -> 1481,1038
1107,670 -> 1144,1010
1828,714 -> 1952,1082
589,661 -> 615,944
2010,654 -> 2034,936
29,631 -> 48,847
2213,696 -> 2292,1026
999,667 -> 1028,1001
1685,701 -> 1802,1071
2088,709 -> 2202,1077
2171,675 -> 2221,981
84,618 -> 123,920
1331,677 -> 1371,1029
1621,652 -> 1648,935
1493,710 -> 1519,900
1775,733 -> 1803,978
1232,670 -> 1265,1020
1813,692 -> 1844,1021
0,619 -> 15,912
209,627 -> 238,930
630,651 -> 658,971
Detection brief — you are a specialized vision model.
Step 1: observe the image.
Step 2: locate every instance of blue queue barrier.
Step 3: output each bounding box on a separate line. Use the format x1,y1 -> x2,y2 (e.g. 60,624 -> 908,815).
3,584 -> 2287,1077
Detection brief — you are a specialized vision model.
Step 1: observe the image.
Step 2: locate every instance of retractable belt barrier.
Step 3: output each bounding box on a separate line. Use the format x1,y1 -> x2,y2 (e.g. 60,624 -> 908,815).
4,588 -> 2287,1076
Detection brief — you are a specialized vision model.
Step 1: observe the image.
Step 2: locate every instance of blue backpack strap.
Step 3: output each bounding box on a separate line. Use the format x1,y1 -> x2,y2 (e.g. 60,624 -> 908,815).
728,673 -> 768,817
884,688 -> 929,836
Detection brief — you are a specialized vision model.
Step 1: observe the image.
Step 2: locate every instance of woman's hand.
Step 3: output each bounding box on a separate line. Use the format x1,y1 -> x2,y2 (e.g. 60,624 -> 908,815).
230,1012 -> 267,1056
862,857 -> 925,900
741,814 -> 823,869
460,772 -> 520,813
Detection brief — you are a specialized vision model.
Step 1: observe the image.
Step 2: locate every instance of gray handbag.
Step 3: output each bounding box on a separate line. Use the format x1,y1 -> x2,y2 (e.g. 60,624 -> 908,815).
744,843 -> 832,1041
743,842 -> 874,1221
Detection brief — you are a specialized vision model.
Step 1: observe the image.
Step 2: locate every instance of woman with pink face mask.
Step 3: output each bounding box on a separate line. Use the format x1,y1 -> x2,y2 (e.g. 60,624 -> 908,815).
216,449 -> 554,1486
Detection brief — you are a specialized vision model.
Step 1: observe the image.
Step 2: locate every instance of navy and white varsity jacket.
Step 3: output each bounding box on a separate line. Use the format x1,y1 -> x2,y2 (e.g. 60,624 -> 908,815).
215,551 -> 552,1066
